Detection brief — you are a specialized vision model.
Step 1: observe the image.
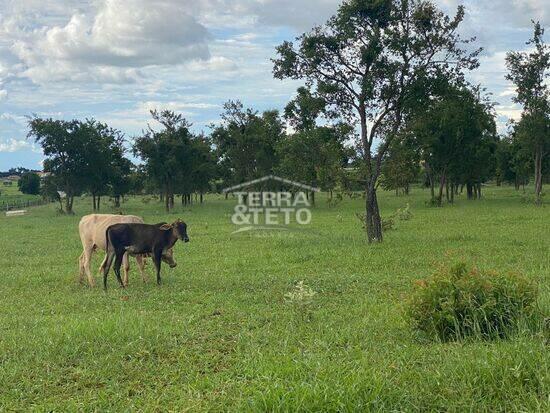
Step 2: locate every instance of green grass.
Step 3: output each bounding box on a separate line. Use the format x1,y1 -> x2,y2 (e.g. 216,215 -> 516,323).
0,186 -> 548,411
0,184 -> 40,206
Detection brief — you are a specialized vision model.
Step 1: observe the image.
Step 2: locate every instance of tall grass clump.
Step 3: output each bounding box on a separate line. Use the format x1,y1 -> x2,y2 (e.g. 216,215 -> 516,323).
408,262 -> 541,341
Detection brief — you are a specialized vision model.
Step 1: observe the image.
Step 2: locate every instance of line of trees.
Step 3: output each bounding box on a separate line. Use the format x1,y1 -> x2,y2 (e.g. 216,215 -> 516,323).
21,0 -> 548,243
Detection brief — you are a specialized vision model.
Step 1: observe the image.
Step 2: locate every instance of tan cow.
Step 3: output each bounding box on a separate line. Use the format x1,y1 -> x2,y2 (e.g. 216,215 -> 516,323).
78,214 -> 176,287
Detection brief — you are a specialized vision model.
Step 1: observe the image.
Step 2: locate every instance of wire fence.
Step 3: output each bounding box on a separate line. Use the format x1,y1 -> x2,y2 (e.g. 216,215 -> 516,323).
1,198 -> 53,211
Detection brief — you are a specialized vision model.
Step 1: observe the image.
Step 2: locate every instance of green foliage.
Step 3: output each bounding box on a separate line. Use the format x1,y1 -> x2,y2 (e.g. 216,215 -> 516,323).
17,172 -> 40,195
27,117 -> 132,213
276,125 -> 351,195
380,134 -> 421,195
284,86 -> 326,132
506,21 -> 550,202
134,110 -> 216,211
395,203 -> 412,220
408,263 -> 541,341
273,0 -> 479,242
413,84 -> 497,202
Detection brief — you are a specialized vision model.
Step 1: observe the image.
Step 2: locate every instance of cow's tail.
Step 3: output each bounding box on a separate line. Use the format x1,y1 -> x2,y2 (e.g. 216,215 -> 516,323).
100,226 -> 112,274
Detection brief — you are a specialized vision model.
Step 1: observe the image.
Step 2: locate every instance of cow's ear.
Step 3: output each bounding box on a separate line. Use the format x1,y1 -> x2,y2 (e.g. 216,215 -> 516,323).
160,223 -> 172,230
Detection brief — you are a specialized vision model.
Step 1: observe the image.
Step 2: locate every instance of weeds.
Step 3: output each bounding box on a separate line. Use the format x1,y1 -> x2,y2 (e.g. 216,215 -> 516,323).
407,262 -> 543,341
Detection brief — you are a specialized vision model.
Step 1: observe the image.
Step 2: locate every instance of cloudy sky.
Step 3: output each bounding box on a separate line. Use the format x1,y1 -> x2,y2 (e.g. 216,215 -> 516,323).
0,0 -> 547,170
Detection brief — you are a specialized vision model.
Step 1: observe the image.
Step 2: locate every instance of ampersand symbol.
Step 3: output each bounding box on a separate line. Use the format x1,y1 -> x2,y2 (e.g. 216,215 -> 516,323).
231,204 -> 251,225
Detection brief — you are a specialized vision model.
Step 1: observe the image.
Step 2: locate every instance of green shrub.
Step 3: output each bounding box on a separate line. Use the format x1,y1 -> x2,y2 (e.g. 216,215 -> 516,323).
395,203 -> 412,220
381,216 -> 395,231
407,262 -> 540,341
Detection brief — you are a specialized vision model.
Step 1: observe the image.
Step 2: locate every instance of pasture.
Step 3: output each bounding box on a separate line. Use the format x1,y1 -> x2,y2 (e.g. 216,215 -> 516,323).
0,186 -> 548,411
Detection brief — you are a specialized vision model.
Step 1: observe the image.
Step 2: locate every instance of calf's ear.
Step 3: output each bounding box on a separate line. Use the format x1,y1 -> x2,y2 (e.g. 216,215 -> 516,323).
159,223 -> 172,230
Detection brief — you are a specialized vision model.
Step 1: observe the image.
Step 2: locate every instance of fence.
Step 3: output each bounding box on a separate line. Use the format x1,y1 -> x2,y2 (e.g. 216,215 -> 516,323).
1,198 -> 53,211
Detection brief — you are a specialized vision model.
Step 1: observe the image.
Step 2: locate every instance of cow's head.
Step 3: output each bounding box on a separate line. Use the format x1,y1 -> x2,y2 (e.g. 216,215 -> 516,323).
161,248 -> 177,268
161,219 -> 189,243
174,219 -> 189,242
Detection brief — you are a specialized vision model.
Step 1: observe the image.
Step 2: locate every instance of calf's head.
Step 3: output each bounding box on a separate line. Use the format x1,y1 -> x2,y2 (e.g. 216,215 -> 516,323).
161,248 -> 177,268
160,219 -> 189,243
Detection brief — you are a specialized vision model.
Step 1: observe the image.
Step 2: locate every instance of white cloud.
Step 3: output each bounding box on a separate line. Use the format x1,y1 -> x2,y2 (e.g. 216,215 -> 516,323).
0,138 -> 33,153
6,0 -> 211,85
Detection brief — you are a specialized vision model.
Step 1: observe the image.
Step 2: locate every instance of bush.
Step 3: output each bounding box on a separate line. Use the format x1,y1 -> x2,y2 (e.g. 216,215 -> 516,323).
407,262 -> 540,341
18,172 -> 41,195
395,203 -> 412,220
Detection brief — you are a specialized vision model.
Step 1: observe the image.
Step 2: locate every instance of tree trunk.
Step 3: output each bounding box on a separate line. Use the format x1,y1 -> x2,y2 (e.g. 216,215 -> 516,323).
450,183 -> 455,203
92,194 -> 96,211
66,195 -> 74,214
437,173 -> 446,206
477,183 -> 482,199
445,181 -> 449,203
200,193 -> 203,204
165,191 -> 170,212
365,183 -> 383,243
114,195 -> 120,208
534,147 -> 543,205
97,195 -> 100,211
311,191 -> 315,206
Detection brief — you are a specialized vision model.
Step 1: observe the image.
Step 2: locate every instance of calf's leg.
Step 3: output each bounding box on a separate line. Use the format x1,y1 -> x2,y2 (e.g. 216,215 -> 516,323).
122,253 -> 130,287
136,255 -> 148,283
113,253 -> 125,288
102,250 -> 116,290
153,249 -> 163,285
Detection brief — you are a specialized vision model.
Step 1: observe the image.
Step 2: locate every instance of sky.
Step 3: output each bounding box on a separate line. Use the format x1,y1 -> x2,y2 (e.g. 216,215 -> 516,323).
0,0 -> 547,170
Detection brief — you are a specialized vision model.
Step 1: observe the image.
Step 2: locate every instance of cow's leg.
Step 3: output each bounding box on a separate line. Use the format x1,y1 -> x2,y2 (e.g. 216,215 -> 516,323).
136,255 -> 148,283
81,246 -> 95,287
78,251 -> 86,284
153,249 -> 163,285
122,253 -> 130,287
102,250 -> 116,290
113,253 -> 125,288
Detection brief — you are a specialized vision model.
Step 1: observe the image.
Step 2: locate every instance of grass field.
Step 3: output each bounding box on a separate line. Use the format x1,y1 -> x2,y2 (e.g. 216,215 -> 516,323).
0,184 -> 41,207
0,186 -> 548,411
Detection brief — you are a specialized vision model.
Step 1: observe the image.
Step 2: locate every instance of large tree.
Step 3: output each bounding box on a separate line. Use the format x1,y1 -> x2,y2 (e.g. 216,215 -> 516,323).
414,85 -> 497,204
212,101 -> 283,188
134,110 -> 195,212
17,172 -> 41,195
28,118 -> 90,213
273,0 -> 479,242
506,21 -> 550,204
79,119 -> 129,211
